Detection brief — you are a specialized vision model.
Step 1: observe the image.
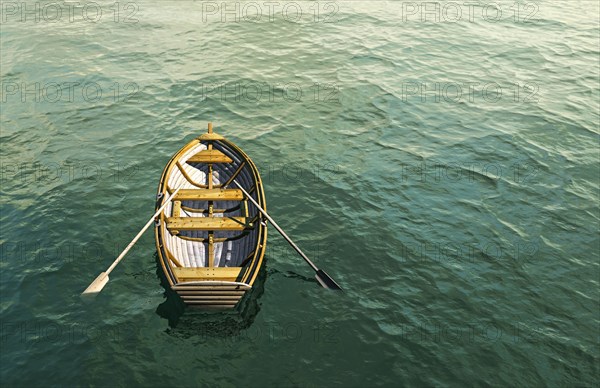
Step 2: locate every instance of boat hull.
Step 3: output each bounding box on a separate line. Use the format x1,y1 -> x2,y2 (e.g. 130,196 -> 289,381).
154,129 -> 267,309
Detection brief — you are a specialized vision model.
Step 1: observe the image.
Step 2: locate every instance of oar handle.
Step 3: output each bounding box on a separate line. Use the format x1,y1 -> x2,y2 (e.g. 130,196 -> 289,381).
233,181 -> 319,272
105,187 -> 182,275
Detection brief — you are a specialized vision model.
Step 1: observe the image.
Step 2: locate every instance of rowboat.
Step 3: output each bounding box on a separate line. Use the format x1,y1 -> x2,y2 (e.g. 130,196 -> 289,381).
82,123 -> 339,300
154,123 -> 267,309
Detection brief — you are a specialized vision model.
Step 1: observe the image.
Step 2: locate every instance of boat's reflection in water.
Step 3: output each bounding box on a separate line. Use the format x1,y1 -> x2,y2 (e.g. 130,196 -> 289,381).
155,254 -> 267,338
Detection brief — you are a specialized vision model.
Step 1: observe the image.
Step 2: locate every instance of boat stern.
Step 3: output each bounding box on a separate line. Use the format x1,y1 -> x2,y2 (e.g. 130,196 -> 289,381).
171,280 -> 252,309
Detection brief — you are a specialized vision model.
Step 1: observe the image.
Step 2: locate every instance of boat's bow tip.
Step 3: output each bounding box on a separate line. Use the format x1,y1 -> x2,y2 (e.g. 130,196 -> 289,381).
198,122 -> 225,140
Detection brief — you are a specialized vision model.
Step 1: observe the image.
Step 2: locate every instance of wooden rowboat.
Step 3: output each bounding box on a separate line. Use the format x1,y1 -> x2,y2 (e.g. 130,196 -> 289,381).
154,123 -> 267,309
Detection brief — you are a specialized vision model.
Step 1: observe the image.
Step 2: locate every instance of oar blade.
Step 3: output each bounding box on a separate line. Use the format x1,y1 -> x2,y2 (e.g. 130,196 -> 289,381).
81,272 -> 109,296
315,269 -> 343,291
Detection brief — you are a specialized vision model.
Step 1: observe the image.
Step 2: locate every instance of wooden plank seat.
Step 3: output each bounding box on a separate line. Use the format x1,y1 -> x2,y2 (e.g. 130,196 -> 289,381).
187,149 -> 233,164
172,188 -> 244,201
172,267 -> 242,281
166,216 -> 249,232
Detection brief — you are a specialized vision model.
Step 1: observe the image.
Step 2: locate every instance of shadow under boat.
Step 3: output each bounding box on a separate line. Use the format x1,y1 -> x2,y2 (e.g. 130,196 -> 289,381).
155,251 -> 267,337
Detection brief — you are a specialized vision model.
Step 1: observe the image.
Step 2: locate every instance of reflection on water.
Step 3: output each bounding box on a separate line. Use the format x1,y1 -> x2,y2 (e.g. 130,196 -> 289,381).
267,267 -> 319,285
155,255 -> 267,338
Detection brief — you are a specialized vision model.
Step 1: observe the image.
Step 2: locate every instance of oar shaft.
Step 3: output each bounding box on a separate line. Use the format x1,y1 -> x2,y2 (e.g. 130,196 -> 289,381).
105,187 -> 181,275
233,181 -> 319,272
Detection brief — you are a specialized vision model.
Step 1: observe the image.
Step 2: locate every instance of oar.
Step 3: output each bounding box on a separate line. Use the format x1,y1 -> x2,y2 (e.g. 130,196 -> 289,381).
81,187 -> 182,296
233,181 -> 342,290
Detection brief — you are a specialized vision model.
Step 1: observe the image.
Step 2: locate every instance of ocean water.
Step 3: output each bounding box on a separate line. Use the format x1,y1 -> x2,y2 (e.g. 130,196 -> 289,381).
0,0 -> 598,386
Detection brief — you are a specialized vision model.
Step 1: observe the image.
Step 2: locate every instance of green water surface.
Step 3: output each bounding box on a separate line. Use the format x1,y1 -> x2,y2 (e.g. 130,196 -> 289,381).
1,1 -> 599,386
